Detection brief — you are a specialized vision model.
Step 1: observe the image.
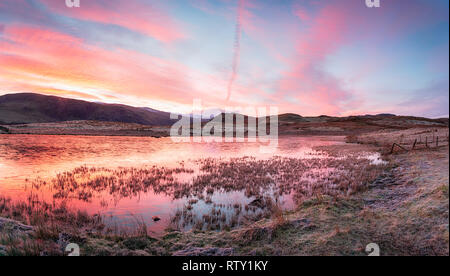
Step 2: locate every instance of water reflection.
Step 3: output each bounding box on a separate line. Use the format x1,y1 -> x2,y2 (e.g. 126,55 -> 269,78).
0,135 -> 385,233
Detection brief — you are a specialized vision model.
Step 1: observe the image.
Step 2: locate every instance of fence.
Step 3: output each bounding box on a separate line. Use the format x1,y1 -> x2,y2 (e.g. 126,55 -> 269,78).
389,129 -> 449,154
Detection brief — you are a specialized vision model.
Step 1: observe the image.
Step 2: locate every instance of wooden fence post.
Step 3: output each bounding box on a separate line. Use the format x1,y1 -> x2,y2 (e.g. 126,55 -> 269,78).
426,136 -> 428,148
390,143 -> 407,154
436,136 -> 439,147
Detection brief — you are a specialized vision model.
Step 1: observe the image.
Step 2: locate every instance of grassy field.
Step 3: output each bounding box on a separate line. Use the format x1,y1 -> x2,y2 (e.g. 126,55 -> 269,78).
347,127 -> 449,153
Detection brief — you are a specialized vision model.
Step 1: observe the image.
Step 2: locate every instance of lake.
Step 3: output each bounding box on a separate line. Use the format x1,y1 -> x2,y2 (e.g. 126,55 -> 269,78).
0,134 -> 383,235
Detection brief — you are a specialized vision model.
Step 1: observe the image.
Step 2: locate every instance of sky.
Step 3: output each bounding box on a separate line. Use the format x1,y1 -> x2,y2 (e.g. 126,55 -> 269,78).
0,0 -> 448,117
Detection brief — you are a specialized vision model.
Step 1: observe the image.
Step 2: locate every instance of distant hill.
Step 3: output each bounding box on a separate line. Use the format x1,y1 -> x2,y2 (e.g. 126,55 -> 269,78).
0,93 -> 448,134
0,93 -> 175,125
207,111 -> 448,136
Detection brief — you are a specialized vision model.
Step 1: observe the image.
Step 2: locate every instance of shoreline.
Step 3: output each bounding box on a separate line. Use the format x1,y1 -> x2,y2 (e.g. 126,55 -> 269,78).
4,119 -> 447,138
0,128 -> 362,138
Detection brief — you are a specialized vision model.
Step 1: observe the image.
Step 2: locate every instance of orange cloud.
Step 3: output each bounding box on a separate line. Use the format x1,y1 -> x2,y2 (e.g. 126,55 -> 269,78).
0,24 -> 276,113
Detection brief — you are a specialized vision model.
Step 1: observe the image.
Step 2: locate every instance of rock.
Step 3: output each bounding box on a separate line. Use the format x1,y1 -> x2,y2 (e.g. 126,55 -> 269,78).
152,216 -> 161,222
0,217 -> 34,233
172,247 -> 234,256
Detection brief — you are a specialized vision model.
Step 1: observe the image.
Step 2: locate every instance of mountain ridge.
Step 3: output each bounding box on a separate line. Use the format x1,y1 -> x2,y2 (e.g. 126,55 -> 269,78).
0,93 -> 174,125
0,93 -> 448,127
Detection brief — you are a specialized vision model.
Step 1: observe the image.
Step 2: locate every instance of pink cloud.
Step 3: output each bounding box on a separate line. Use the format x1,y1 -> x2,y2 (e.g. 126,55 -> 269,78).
294,8 -> 310,22
272,3 -> 355,115
40,0 -> 185,43
2,0 -> 446,116
0,24 -> 281,113
272,0 -> 447,116
0,25 -> 191,106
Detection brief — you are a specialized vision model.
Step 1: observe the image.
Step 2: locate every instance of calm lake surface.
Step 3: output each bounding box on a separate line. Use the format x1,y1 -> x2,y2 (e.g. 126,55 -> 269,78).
0,134 -> 382,234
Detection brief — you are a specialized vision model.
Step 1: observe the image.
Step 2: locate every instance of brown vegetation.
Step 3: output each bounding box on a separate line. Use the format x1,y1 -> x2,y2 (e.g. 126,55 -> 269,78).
347,127 -> 449,154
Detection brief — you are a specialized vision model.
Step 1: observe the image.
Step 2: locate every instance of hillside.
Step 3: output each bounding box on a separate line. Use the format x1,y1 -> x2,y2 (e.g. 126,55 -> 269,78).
0,93 -> 448,136
0,93 -> 174,126
207,111 -> 448,136
276,113 -> 449,135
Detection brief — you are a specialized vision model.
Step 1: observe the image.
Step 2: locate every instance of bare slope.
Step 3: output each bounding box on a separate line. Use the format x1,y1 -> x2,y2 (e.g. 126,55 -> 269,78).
0,93 -> 174,125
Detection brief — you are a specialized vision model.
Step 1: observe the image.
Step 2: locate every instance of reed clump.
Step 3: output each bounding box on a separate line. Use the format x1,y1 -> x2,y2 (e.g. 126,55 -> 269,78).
26,147 -> 388,232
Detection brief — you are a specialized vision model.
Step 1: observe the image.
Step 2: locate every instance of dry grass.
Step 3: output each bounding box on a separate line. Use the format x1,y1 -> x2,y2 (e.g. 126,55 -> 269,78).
347,127 -> 449,153
0,194 -> 106,256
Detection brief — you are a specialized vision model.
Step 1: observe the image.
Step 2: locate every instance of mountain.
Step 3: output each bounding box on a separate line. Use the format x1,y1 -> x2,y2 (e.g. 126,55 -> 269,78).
0,93 -> 175,125
0,93 -> 448,134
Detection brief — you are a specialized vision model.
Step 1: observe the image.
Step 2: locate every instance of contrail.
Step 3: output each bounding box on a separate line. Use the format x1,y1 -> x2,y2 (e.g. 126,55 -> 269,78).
226,0 -> 244,102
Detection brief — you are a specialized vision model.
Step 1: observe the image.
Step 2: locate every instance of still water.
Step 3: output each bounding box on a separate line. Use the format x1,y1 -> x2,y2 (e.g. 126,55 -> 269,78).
0,134 -> 381,234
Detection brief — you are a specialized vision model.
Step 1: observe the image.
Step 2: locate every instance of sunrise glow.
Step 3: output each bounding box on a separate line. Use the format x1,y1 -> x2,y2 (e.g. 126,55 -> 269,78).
1,0 -> 449,116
